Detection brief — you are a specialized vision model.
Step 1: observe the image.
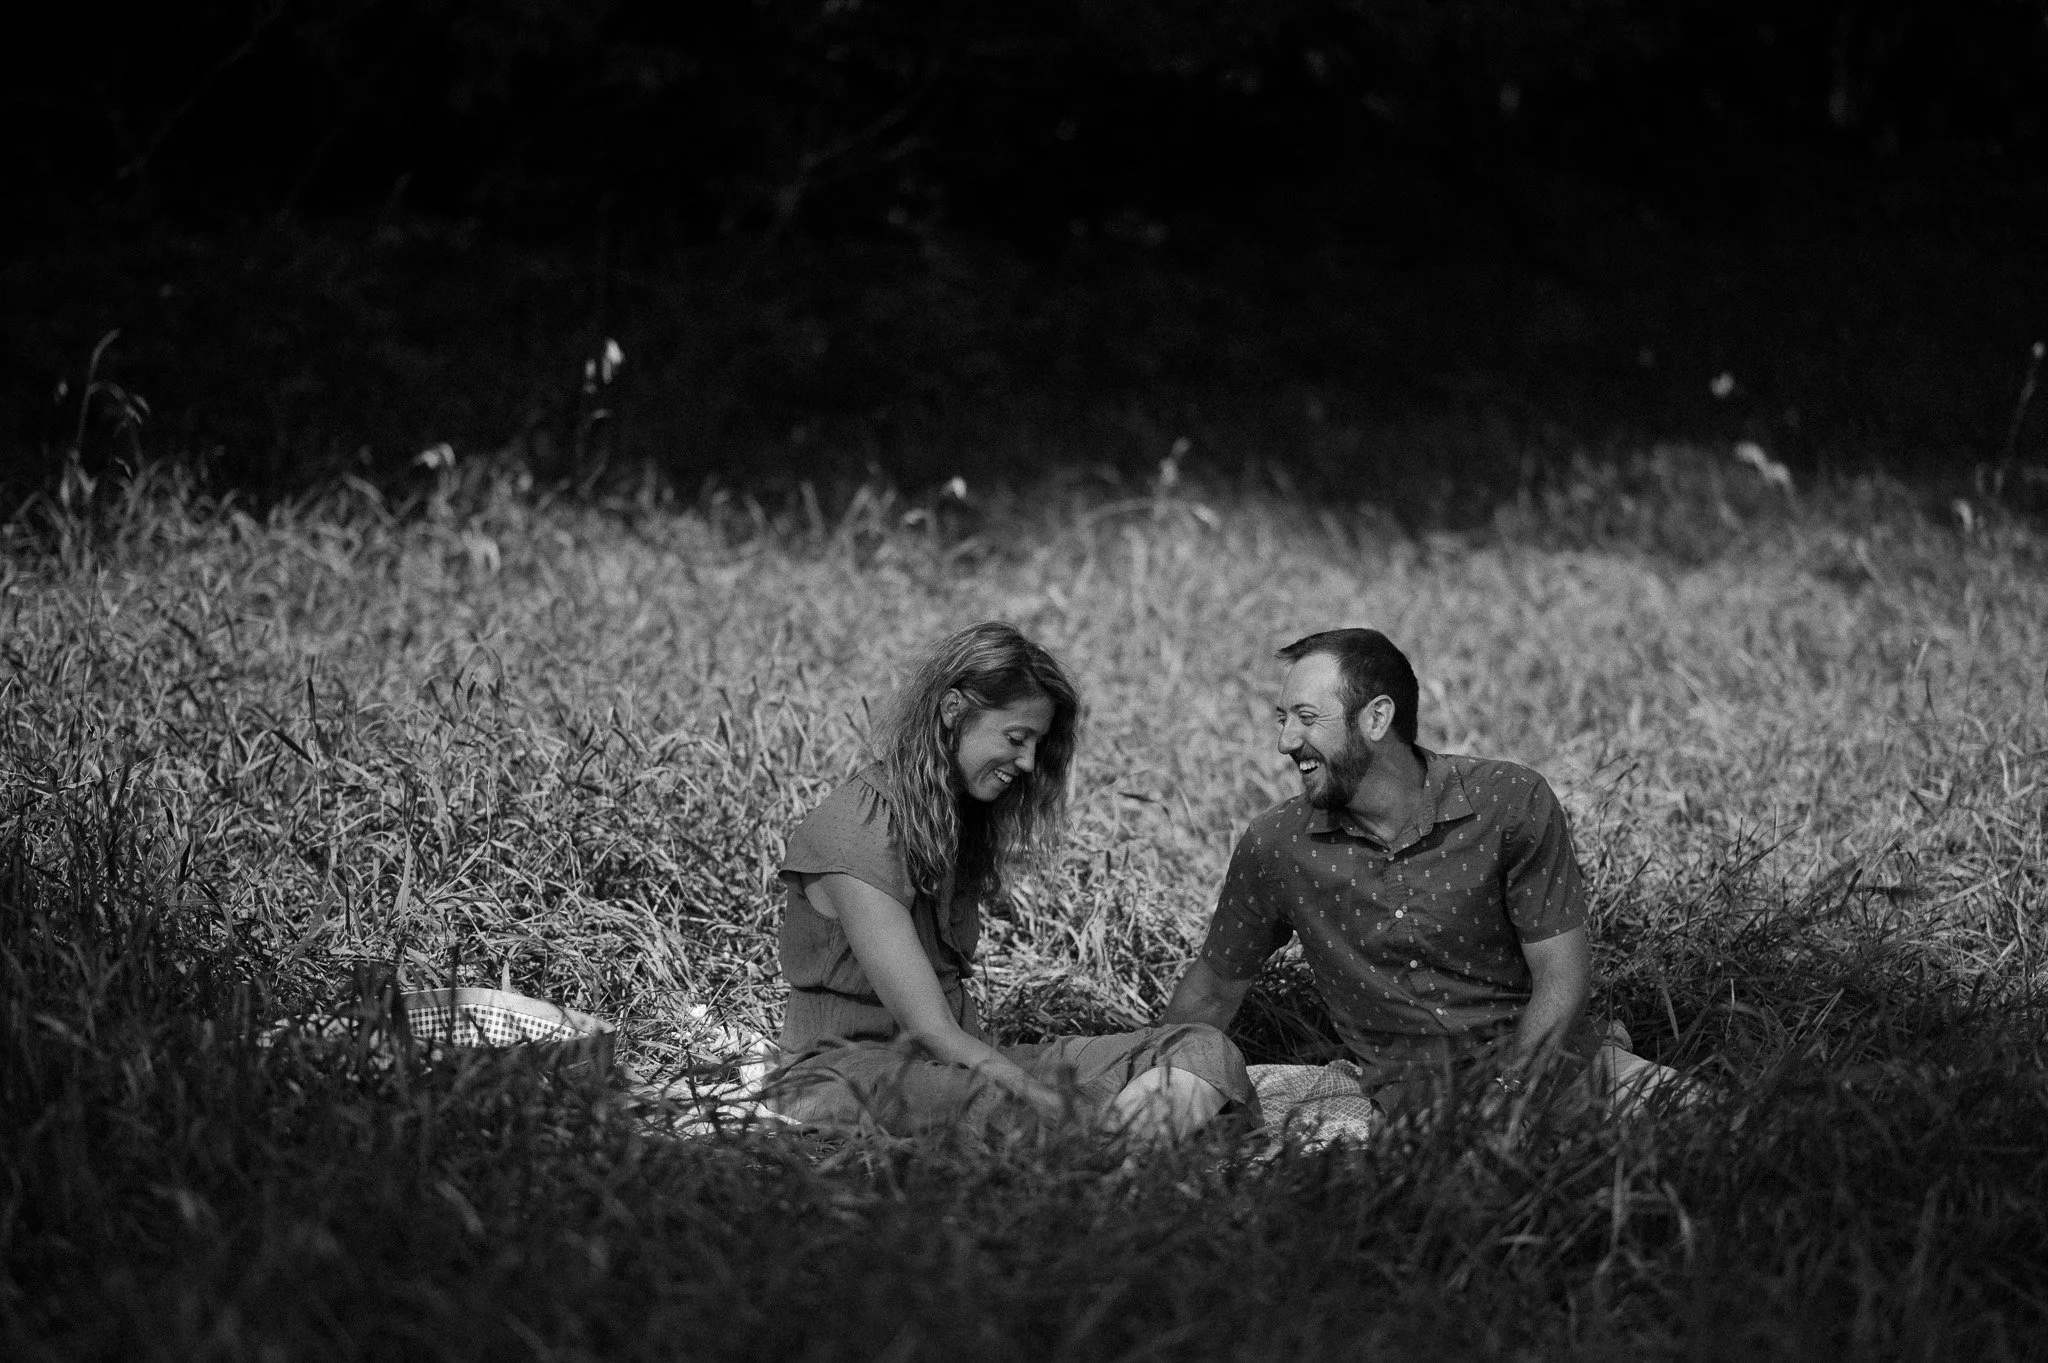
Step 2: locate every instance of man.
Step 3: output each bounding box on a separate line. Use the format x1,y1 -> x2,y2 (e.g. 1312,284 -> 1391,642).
1163,628 -> 1671,1139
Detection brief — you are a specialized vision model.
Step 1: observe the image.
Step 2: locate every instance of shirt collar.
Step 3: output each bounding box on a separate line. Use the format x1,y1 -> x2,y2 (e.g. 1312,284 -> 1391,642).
1303,748 -> 1471,849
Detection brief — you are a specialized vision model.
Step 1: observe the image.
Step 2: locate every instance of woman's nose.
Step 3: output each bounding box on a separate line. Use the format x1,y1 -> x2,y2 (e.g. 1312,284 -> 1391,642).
1015,742 -> 1036,772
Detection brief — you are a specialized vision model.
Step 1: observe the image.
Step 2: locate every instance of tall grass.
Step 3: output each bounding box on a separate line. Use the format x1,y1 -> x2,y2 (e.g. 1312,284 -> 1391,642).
4,450 -> 2045,1359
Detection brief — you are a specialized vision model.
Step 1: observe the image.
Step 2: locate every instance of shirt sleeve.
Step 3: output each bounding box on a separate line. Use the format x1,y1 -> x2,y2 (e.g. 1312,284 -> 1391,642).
1198,820 -> 1296,980
779,776 -> 917,908
1501,775 -> 1589,943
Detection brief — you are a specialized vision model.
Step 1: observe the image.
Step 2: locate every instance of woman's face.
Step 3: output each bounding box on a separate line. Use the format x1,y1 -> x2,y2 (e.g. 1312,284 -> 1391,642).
949,690 -> 1056,803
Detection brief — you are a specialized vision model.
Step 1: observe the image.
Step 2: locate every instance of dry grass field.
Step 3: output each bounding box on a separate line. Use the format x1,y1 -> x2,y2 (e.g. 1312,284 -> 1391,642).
5,450 -> 2045,1359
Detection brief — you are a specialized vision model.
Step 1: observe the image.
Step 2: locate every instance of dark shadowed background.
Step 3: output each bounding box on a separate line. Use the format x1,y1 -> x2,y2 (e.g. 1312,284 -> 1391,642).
6,0 -> 2046,515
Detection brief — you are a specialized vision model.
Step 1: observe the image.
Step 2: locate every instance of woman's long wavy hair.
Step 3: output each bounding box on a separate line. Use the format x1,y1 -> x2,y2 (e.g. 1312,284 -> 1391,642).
878,622 -> 1080,906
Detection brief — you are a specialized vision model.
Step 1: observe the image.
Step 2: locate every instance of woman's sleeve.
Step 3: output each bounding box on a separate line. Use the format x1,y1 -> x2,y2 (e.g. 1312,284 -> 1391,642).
779,777 -> 918,908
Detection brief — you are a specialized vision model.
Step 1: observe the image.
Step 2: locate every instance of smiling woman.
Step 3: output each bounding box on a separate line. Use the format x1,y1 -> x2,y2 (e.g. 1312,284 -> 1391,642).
761,621 -> 1257,1143
949,690 -> 1050,802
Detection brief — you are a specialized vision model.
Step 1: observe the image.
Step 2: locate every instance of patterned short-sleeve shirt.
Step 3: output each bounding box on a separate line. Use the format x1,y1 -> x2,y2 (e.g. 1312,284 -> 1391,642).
1200,749 -> 1589,1071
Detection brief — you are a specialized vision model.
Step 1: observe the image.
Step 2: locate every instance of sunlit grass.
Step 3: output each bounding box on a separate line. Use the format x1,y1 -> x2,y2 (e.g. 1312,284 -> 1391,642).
4,450 -> 2044,1359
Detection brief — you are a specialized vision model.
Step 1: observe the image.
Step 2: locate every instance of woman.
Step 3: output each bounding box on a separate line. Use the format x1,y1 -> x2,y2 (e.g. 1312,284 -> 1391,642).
766,621 -> 1255,1142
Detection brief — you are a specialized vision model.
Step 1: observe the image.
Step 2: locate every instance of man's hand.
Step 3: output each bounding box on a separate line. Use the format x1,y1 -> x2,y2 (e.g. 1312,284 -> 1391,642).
1161,957 -> 1255,1031
1508,926 -> 1591,1074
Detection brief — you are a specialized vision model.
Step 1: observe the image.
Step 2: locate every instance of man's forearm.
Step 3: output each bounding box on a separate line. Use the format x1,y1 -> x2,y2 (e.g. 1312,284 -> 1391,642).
1508,985 -> 1584,1070
1510,927 -> 1592,1072
1161,958 -> 1253,1030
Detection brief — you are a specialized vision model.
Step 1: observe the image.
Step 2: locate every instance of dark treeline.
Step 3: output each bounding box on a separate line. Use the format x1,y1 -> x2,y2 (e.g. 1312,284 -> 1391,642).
6,1 -> 2047,504
15,0 -> 2045,238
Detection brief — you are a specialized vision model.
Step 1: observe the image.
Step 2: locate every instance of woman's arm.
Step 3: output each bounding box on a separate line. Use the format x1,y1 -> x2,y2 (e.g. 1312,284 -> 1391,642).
803,873 -> 1067,1120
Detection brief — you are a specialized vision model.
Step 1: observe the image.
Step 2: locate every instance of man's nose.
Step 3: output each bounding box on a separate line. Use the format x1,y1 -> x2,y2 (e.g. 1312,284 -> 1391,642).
1276,719 -> 1301,753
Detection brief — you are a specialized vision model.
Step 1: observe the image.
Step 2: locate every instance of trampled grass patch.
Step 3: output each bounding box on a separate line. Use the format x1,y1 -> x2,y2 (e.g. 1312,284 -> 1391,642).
4,452 -> 2045,1359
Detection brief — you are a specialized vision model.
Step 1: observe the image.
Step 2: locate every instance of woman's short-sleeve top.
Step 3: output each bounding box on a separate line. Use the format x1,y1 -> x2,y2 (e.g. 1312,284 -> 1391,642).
776,767 -> 984,1053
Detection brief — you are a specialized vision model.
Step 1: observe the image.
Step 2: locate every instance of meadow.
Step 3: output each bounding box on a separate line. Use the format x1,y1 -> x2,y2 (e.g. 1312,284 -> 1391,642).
4,449 -> 2046,1360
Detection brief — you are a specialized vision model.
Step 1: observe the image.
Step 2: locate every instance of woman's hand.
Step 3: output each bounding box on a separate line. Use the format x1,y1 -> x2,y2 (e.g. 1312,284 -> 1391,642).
987,1068 -> 1071,1125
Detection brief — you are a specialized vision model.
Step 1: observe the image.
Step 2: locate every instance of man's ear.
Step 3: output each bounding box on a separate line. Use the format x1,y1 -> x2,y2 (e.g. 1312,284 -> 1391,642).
939,689 -> 966,731
1354,695 -> 1394,743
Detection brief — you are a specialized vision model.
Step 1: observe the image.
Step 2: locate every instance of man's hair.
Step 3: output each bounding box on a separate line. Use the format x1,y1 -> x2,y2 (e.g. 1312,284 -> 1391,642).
1276,628 -> 1421,750
879,621 -> 1081,904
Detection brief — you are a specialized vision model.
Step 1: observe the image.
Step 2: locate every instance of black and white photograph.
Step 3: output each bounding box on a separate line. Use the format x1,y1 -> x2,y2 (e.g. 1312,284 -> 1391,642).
5,4 -> 2046,1358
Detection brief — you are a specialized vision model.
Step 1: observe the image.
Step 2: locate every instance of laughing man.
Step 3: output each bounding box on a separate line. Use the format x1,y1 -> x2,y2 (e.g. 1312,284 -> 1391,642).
1162,628 -> 1677,1139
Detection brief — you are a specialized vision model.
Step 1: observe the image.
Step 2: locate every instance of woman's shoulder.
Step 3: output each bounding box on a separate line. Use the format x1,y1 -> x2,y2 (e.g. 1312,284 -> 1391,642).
795,763 -> 895,835
781,764 -> 913,901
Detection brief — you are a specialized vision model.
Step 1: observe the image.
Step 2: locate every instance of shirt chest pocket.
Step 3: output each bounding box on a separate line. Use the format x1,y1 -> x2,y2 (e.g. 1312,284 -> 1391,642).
1375,898 -> 1433,957
1374,862 -> 1491,958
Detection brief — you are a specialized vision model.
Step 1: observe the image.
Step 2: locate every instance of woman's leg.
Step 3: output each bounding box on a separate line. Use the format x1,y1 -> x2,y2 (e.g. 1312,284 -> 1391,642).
767,1041 -> 1029,1136
1013,1023 -> 1253,1141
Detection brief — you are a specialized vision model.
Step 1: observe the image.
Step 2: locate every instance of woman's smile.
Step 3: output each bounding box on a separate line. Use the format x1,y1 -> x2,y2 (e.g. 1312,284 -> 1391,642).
953,693 -> 1053,802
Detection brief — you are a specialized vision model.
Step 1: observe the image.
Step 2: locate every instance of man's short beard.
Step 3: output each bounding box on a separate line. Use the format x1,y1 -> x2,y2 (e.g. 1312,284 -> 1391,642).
1308,737 -> 1375,809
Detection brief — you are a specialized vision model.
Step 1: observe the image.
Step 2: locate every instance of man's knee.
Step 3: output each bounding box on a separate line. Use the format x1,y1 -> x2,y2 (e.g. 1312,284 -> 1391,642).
1595,1033 -> 1705,1115
1107,1066 -> 1227,1143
